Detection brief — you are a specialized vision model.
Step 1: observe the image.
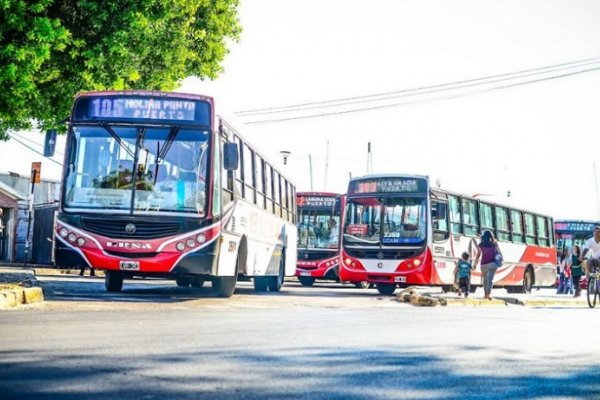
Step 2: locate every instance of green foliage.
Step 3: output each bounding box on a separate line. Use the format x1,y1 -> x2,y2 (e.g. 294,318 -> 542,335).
0,0 -> 241,140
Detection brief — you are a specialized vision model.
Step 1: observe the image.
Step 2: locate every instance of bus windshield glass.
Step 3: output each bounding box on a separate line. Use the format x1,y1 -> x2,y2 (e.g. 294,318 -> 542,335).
297,209 -> 340,249
343,196 -> 427,246
63,125 -> 209,215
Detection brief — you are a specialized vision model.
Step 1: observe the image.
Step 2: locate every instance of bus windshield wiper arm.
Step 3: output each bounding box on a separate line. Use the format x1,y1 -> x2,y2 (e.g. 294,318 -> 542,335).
157,125 -> 181,163
101,123 -> 136,159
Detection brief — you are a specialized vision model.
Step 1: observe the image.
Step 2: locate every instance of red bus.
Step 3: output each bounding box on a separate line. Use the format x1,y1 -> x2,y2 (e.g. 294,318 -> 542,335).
339,174 -> 557,295
295,192 -> 342,286
45,91 -> 297,297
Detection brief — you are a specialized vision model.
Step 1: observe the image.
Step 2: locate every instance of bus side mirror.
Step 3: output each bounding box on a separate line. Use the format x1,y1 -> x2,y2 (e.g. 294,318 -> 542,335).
432,202 -> 447,220
223,142 -> 239,171
44,129 -> 57,157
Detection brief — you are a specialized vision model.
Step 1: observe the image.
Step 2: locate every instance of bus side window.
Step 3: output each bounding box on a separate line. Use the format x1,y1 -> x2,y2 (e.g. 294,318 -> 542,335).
448,195 -> 461,234
495,206 -> 511,242
537,215 -> 549,246
480,202 -> 494,232
510,209 -> 524,243
461,198 -> 479,236
234,136 -> 244,198
524,213 -> 536,245
243,144 -> 255,204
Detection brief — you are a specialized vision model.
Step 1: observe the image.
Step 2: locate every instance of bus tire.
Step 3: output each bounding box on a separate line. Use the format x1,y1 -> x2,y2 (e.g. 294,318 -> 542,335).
376,283 -> 396,296
267,254 -> 285,292
105,271 -> 124,292
523,267 -> 534,293
254,277 -> 269,292
212,275 -> 237,298
298,276 -> 315,287
176,277 -> 191,287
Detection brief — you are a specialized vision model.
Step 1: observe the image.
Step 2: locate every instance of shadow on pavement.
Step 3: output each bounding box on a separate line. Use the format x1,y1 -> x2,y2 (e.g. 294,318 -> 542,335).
1,346 -> 599,399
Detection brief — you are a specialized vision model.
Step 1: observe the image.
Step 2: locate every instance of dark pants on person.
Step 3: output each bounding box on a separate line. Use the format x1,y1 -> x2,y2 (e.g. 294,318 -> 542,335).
572,275 -> 582,295
459,277 -> 470,297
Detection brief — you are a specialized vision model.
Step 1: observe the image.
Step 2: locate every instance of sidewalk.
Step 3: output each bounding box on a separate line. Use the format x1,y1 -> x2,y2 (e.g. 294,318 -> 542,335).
435,289 -> 589,307
0,266 -> 45,309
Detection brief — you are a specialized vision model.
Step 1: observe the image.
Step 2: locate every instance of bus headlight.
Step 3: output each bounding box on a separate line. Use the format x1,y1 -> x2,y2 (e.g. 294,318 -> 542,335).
77,238 -> 86,247
176,242 -> 186,251
414,260 -> 421,267
67,233 -> 77,243
186,239 -> 196,248
196,234 -> 207,244
59,228 -> 68,238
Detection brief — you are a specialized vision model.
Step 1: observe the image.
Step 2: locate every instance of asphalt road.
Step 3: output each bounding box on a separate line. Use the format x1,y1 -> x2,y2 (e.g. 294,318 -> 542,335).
1,276 -> 599,399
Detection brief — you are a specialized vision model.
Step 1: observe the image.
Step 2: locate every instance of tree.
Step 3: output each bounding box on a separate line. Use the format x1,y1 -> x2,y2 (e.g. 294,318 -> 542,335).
0,0 -> 241,140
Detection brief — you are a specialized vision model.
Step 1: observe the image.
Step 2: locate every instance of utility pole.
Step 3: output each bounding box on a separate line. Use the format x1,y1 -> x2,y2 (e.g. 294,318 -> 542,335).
25,162 -> 41,267
323,141 -> 329,191
308,154 -> 314,191
366,142 -> 373,174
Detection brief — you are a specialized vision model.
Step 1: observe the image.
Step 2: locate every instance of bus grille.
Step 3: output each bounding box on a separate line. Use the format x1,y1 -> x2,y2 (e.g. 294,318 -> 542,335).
344,248 -> 422,260
81,218 -> 181,239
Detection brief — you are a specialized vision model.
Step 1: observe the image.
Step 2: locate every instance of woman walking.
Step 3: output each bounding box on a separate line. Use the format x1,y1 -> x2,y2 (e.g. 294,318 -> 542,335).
569,244 -> 584,297
473,230 -> 502,300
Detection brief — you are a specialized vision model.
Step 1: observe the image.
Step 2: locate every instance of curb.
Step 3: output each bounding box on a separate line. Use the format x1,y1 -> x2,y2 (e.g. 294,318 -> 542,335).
0,286 -> 44,309
444,297 -> 508,306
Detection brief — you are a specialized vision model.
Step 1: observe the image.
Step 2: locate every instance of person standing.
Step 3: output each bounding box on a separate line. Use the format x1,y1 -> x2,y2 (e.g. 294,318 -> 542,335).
569,244 -> 584,297
581,226 -> 600,279
473,230 -> 502,300
556,249 -> 568,294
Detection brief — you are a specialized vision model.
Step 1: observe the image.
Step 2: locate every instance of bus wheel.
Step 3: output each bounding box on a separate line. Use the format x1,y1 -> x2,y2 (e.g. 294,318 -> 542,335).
190,277 -> 205,288
268,257 -> 285,292
298,276 -> 315,287
176,277 -> 191,287
105,271 -> 124,292
212,275 -> 237,298
376,283 -> 396,296
254,277 -> 269,292
523,268 -> 534,293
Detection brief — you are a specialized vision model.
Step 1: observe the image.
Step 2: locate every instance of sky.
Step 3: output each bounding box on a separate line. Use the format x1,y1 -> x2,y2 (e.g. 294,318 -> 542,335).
2,0 -> 600,220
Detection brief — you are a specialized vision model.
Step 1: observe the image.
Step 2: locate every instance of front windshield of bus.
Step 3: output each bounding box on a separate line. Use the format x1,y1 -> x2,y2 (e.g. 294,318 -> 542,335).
63,125 -> 209,215
297,208 -> 340,249
343,196 -> 427,246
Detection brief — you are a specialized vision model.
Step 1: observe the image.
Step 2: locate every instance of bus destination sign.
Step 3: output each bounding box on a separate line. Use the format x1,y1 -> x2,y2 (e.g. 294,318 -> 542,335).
349,177 -> 427,195
89,97 -> 197,121
555,222 -> 599,232
297,196 -> 336,208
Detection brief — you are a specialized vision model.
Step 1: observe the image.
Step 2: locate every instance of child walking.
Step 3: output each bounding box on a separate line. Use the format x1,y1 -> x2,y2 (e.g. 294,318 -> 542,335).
454,252 -> 473,297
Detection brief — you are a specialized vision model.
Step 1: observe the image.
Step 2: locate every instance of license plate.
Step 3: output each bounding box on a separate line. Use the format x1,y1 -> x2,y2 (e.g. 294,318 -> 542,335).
299,271 -> 312,276
120,261 -> 140,271
394,276 -> 407,283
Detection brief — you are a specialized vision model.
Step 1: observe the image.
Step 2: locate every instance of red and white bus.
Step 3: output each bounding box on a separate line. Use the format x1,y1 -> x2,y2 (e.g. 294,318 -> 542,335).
45,91 -> 297,297
295,192 -> 342,286
339,174 -> 557,295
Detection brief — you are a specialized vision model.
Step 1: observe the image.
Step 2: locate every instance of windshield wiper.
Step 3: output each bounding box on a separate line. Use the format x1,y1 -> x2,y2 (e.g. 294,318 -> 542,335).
101,123 -> 136,159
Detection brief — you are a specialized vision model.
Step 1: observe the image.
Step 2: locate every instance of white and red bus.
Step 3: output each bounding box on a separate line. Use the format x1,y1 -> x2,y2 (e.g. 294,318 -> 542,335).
45,91 -> 297,297
295,192 -> 342,286
339,174 -> 557,295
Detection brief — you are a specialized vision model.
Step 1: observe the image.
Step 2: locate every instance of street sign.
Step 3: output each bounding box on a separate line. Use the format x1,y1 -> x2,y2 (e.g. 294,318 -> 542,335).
31,162 -> 41,184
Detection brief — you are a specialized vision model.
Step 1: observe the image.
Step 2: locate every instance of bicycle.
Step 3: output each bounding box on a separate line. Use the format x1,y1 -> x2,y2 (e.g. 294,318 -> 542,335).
587,269 -> 600,308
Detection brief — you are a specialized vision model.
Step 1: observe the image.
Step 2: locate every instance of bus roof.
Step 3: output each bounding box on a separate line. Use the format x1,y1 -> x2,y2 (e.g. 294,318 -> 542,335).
297,192 -> 341,197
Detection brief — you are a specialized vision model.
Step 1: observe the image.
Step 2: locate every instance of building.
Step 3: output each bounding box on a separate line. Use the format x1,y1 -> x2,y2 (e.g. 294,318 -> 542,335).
0,172 -> 60,264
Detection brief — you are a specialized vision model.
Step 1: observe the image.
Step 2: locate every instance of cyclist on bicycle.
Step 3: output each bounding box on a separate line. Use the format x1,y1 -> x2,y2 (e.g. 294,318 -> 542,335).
580,226 -> 600,279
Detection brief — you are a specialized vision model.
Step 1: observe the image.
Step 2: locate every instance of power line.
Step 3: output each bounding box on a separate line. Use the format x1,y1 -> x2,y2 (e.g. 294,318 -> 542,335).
7,134 -> 63,166
10,131 -> 64,158
234,56 -> 600,116
243,64 -> 600,125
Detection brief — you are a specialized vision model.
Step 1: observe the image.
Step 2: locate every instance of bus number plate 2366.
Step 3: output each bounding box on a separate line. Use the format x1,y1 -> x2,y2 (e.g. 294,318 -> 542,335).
120,261 -> 140,271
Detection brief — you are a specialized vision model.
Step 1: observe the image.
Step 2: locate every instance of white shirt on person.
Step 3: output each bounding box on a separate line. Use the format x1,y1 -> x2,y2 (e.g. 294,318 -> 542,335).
583,237 -> 600,260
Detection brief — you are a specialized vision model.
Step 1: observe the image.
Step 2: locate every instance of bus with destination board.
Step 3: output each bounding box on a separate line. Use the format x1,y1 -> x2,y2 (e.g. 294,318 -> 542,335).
45,91 -> 297,297
555,220 -> 600,254
339,174 -> 557,295
295,192 -> 342,286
